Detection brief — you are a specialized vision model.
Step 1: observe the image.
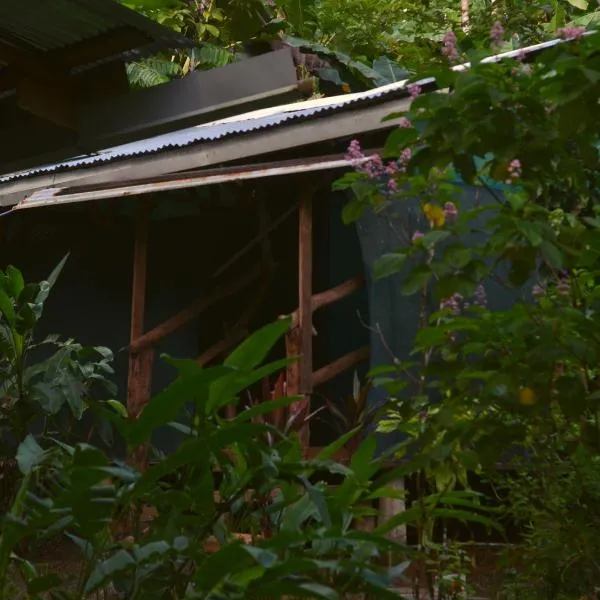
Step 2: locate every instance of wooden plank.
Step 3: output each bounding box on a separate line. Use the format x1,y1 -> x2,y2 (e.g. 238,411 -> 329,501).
312,345 -> 370,388
130,266 -> 260,353
290,274 -> 364,327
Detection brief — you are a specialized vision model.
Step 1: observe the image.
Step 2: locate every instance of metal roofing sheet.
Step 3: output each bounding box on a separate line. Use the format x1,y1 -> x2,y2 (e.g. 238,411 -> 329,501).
0,79 -> 413,183
0,35 -> 570,186
0,0 -> 192,64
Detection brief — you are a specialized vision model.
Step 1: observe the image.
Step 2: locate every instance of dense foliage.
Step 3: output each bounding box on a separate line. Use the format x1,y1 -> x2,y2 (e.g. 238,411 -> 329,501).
0,266 -> 498,599
120,0 -> 600,91
336,23 -> 600,598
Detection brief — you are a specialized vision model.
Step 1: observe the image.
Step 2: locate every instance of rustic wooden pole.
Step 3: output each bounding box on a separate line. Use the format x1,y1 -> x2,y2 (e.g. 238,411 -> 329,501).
461,0 -> 470,31
127,200 -> 153,470
285,189 -> 314,450
378,478 -> 407,544
311,345 -> 370,388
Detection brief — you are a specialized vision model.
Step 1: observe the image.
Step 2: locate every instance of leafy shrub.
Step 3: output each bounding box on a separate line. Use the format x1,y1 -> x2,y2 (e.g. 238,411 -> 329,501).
0,319 -> 420,599
335,26 -> 600,598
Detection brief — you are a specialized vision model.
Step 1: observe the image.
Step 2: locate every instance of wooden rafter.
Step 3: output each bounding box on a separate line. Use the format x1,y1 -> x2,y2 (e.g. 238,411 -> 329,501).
312,346 -> 370,388
130,266 -> 261,354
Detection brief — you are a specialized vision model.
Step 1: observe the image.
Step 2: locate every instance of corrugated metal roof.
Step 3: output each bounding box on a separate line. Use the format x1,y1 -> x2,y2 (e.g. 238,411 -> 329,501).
0,35 -> 571,186
0,0 -> 192,71
0,79 -> 414,183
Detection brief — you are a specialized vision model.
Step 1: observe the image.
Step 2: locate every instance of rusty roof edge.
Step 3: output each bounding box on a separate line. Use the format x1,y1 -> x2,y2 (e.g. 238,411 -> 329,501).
14,153 -> 379,210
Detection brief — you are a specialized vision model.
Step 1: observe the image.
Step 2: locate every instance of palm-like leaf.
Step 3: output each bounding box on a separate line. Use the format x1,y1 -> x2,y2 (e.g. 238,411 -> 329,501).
126,58 -> 182,89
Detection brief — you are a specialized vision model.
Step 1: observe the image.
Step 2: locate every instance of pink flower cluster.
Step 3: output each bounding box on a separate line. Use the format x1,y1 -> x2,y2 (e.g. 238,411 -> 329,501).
491,21 -> 504,46
557,27 -> 586,41
412,230 -> 424,243
398,117 -> 412,128
532,283 -> 546,298
442,31 -> 459,62
474,284 -> 487,307
407,83 -> 422,99
346,139 -> 411,195
556,272 -> 571,298
444,201 -> 458,223
505,159 -> 522,184
441,293 -> 463,315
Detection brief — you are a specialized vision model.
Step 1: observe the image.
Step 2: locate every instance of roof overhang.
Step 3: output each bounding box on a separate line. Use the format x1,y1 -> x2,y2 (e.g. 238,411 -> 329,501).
13,154 -> 378,210
0,95 -> 412,207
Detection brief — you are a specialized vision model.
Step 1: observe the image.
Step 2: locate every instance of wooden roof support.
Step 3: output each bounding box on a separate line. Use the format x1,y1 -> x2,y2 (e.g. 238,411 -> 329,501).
130,265 -> 260,354
312,345 -> 370,388
286,188 -> 314,448
127,201 -> 153,470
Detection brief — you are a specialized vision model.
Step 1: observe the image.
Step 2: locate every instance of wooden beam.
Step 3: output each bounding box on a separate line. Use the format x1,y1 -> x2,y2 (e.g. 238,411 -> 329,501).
127,202 -> 154,472
127,202 -> 152,420
197,270 -> 272,366
290,274 -> 364,327
312,346 -> 370,388
298,192 -> 313,394
130,266 -> 260,353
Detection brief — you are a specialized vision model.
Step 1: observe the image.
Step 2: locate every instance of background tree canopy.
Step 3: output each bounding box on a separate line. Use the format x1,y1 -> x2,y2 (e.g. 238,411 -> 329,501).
119,0 -> 600,90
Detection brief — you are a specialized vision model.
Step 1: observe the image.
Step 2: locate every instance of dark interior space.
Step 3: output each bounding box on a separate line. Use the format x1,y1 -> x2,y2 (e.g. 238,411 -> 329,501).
0,174 -> 370,454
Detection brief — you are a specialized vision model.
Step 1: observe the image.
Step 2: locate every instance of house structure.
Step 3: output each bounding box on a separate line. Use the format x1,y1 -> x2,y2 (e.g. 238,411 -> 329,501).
0,33 -> 571,460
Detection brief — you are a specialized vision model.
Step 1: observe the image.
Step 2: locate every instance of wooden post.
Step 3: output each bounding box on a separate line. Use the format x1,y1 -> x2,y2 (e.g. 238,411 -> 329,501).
285,189 -> 314,450
378,478 -> 407,544
127,201 -> 153,470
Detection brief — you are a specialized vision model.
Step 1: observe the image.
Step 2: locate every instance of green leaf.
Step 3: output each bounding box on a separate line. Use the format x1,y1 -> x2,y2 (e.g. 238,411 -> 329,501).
16,435 -> 45,474
540,241 -> 564,268
244,545 -> 279,568
0,286 -> 16,324
225,318 -> 291,370
372,56 -> 408,84
27,574 -> 62,595
373,253 -> 406,279
421,229 -> 451,247
127,365 -> 233,445
350,436 -> 377,480
316,67 -> 345,86
194,544 -> 251,592
32,382 -> 64,415
134,436 -> 210,496
401,268 -> 432,295
6,266 -> 24,298
297,582 -> 339,600
316,429 -> 360,462
34,253 -> 69,317
106,399 -> 128,419
383,127 -> 418,157
301,478 -> 332,527
234,395 -> 300,423
61,372 -> 84,419
84,550 -> 136,594
566,0 -> 588,9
